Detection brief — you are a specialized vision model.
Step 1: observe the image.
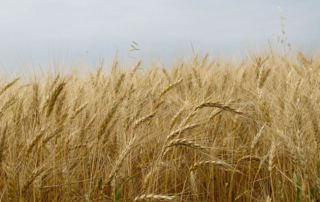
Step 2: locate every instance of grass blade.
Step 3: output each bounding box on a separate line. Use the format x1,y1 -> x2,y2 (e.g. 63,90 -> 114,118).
293,173 -> 300,202
115,173 -> 138,201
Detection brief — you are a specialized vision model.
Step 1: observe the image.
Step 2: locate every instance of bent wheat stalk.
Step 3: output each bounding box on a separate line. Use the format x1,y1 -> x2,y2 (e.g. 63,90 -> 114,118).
195,102 -> 243,115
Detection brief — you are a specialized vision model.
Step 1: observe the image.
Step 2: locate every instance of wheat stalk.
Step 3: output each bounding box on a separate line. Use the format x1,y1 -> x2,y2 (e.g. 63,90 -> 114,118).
0,124 -> 8,165
169,106 -> 185,130
195,102 -> 243,115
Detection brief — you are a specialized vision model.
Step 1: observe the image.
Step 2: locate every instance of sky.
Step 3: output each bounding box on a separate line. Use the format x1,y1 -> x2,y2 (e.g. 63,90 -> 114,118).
0,0 -> 319,73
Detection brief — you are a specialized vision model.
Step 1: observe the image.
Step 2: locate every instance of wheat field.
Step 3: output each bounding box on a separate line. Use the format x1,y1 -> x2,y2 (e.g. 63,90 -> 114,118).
0,49 -> 319,201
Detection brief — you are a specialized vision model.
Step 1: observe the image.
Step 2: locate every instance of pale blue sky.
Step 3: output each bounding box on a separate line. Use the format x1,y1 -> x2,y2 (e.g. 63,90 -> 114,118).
1,0 -> 319,73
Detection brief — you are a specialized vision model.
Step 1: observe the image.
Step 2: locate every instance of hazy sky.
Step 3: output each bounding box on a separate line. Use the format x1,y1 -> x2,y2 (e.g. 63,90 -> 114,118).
1,0 -> 319,72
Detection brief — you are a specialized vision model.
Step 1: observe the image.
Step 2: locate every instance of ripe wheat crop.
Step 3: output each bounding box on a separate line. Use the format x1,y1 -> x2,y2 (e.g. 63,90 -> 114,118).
0,49 -> 319,201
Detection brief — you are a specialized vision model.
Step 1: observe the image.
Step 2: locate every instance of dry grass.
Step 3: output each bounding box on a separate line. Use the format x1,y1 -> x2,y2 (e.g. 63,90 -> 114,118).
0,49 -> 319,201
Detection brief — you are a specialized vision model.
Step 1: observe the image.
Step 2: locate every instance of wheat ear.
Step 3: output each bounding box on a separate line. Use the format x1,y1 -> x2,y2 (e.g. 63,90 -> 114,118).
69,102 -> 88,122
141,172 -> 152,193
0,96 -> 17,119
133,194 -> 177,201
115,73 -> 126,93
22,165 -> 46,195
131,60 -> 141,75
6,163 -> 16,202
97,97 -> 123,141
42,127 -> 64,146
46,81 -> 66,117
163,138 -> 208,157
166,123 -> 200,142
159,78 -> 183,98
169,106 -> 185,130
162,67 -> 172,83
251,124 -> 266,150
268,141 -> 276,173
133,110 -> 158,130
25,129 -> 46,161
0,77 -> 20,97
103,136 -> 137,191
189,160 -> 234,172
199,52 -> 209,69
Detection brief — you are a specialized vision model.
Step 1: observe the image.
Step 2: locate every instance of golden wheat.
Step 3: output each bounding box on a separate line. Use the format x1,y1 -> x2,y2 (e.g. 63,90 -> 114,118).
0,48 -> 319,201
